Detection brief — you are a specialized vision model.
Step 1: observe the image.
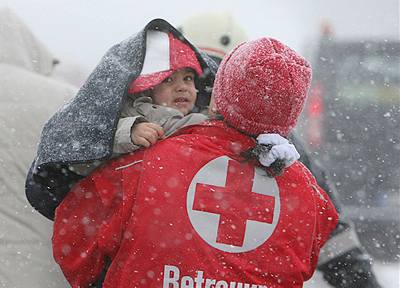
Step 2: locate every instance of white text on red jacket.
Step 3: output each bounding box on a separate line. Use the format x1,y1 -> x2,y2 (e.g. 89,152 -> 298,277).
163,265 -> 267,288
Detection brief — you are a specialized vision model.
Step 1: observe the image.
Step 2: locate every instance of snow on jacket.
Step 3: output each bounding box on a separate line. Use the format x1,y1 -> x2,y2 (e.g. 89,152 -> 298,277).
179,16 -> 383,287
70,96 -> 208,176
0,7 -> 75,288
33,18 -> 217,169
25,18 -> 218,219
53,121 -> 338,288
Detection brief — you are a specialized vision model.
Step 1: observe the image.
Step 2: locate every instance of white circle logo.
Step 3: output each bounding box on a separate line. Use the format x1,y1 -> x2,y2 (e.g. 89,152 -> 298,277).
187,156 -> 281,253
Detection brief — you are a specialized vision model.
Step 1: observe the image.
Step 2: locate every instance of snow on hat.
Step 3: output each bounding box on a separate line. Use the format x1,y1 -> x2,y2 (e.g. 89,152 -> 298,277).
128,31 -> 203,94
213,37 -> 312,136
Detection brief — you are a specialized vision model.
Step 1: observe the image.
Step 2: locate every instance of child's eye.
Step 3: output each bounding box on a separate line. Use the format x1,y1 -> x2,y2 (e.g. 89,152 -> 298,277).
184,75 -> 194,81
162,77 -> 173,83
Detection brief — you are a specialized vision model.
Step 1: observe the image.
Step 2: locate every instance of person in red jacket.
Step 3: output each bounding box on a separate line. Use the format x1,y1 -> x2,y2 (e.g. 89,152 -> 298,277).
53,37 -> 338,288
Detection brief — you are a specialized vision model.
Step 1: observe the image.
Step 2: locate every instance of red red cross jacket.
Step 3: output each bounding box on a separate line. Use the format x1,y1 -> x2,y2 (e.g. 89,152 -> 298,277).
53,121 -> 338,288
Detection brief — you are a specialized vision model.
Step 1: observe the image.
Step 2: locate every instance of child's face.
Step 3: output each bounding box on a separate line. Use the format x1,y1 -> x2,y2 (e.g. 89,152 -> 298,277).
152,68 -> 197,115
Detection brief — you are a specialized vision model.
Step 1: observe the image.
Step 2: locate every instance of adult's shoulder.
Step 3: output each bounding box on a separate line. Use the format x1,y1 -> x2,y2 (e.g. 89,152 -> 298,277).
284,161 -> 319,187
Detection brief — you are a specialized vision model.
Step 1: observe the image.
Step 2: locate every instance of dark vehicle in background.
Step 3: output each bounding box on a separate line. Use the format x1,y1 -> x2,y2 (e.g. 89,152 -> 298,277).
299,30 -> 400,261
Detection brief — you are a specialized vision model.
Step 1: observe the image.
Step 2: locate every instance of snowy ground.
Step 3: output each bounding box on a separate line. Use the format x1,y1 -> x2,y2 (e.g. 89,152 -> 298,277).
304,260 -> 400,288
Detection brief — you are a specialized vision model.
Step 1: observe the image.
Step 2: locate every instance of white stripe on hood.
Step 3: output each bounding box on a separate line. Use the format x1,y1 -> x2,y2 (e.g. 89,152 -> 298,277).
140,30 -> 170,75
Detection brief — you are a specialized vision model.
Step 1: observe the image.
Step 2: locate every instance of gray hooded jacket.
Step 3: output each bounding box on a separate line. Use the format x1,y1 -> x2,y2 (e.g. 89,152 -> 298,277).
26,18 -> 218,220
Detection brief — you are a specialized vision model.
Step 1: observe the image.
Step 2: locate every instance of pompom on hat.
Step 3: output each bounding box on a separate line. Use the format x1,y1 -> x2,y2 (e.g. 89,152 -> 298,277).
128,31 -> 203,94
213,37 -> 312,136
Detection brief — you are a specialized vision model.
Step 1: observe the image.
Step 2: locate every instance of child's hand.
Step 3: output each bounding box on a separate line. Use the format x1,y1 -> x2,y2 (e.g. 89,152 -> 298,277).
131,122 -> 164,147
256,134 -> 300,168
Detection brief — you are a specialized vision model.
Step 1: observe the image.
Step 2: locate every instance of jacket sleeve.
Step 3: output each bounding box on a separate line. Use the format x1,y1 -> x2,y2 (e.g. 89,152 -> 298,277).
133,100 -> 208,137
52,160 -> 139,288
25,161 -> 84,220
113,117 -> 144,154
162,113 -> 208,136
307,182 -> 339,280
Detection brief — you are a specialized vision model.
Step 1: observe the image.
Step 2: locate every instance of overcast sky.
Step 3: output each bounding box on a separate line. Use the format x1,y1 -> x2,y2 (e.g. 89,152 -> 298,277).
0,0 -> 398,73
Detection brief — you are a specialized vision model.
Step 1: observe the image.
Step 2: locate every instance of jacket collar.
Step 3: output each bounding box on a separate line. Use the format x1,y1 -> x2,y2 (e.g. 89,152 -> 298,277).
173,120 -> 256,150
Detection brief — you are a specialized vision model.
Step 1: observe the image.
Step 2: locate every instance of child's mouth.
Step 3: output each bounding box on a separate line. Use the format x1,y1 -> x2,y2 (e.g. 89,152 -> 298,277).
174,97 -> 189,104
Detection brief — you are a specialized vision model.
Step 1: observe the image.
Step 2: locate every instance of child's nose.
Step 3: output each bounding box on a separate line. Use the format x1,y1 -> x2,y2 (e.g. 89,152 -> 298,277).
175,79 -> 188,91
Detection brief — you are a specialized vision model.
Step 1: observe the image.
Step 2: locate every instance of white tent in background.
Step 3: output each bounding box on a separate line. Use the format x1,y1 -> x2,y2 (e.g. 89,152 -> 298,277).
0,7 -> 76,287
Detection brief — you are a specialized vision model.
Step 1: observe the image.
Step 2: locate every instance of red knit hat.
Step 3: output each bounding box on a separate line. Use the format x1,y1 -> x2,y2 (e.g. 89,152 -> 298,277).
128,32 -> 203,94
213,37 -> 312,136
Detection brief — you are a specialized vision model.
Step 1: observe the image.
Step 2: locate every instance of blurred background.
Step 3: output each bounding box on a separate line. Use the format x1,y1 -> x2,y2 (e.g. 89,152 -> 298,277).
0,0 -> 399,287
1,0 -> 398,82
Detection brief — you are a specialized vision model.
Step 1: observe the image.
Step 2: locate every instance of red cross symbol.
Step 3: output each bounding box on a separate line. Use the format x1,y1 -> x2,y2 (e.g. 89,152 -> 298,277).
193,160 -> 275,247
